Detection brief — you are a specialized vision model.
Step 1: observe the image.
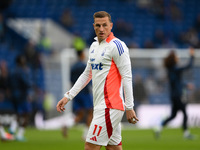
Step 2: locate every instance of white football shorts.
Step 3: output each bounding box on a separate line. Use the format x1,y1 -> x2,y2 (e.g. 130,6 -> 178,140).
86,108 -> 124,146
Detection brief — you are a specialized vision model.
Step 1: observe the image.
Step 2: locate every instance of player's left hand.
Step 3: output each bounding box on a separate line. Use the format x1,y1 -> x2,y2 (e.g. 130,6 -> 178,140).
126,109 -> 139,124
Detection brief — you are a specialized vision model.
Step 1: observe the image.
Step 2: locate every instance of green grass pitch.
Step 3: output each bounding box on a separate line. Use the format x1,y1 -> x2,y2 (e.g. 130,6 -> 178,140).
0,127 -> 199,150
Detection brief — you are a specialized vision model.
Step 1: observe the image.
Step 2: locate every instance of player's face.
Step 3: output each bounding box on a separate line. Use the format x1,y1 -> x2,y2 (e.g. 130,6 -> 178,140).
93,17 -> 113,43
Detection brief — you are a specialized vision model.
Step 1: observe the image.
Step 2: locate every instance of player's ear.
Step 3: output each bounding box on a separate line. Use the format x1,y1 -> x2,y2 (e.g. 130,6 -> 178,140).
110,23 -> 113,29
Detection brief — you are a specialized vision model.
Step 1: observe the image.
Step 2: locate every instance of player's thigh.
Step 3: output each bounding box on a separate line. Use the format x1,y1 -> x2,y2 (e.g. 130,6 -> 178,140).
86,109 -> 124,146
86,109 -> 109,146
105,145 -> 122,150
85,142 -> 101,150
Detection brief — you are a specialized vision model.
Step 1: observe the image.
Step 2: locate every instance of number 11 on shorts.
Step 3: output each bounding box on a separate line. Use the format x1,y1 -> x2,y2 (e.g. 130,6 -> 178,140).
93,124 -> 102,136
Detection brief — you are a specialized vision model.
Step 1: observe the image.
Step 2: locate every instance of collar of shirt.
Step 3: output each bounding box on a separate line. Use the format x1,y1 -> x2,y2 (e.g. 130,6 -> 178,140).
94,32 -> 115,44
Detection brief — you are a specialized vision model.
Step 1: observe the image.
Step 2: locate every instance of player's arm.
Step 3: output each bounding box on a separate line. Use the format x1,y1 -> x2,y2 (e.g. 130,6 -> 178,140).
65,62 -> 92,99
56,62 -> 92,113
119,64 -> 139,124
112,41 -> 138,124
178,47 -> 195,71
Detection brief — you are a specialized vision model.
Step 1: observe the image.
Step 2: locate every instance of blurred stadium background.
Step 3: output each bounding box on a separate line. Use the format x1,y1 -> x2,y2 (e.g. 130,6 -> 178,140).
0,0 -> 200,149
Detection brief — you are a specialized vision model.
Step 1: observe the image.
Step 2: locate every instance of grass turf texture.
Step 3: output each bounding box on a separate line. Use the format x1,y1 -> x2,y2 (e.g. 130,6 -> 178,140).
0,127 -> 199,150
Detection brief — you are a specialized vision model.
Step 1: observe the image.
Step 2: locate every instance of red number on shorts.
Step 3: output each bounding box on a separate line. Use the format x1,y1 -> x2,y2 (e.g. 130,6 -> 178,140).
93,124 -> 102,136
97,126 -> 102,136
93,124 -> 98,135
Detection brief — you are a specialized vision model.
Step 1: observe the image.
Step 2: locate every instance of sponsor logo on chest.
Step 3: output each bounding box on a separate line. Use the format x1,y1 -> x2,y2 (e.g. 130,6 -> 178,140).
91,63 -> 103,70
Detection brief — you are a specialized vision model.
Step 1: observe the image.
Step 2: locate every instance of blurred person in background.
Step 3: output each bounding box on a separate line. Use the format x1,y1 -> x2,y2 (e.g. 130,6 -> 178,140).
113,18 -> 134,38
133,74 -> 148,110
9,55 -> 32,141
57,11 -> 138,150
169,2 -> 183,22
0,122 -> 14,141
73,32 -> 86,51
143,39 -> 155,48
0,61 -> 10,105
62,49 -> 93,140
0,60 -> 14,141
62,34 -> 92,139
155,48 -> 195,140
193,13 -> 200,33
153,29 -> 165,48
60,8 -> 75,32
0,13 -> 5,43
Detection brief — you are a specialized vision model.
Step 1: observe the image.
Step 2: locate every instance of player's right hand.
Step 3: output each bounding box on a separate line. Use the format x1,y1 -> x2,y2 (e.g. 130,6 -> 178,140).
56,97 -> 69,113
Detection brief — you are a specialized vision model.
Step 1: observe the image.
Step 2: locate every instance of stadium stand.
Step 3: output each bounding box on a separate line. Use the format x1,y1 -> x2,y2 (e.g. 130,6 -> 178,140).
3,0 -> 200,48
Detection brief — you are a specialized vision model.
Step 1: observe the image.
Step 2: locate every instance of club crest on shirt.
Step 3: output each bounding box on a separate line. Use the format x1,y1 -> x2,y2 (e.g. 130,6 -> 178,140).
91,49 -> 94,53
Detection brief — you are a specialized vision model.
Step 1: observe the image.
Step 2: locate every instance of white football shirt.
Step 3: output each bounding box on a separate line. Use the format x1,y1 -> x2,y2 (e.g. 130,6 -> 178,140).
65,32 -> 134,111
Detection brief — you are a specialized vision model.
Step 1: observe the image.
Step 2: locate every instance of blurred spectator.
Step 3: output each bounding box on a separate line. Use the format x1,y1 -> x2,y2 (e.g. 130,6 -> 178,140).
153,29 -> 165,47
128,41 -> 139,48
73,33 -> 86,52
24,40 -> 45,90
9,55 -> 32,141
169,2 -> 183,21
38,26 -> 52,52
62,49 -> 93,140
23,41 -> 45,124
0,13 -> 5,43
32,52 -> 43,70
60,9 -> 75,31
0,123 -> 14,141
133,74 -> 148,108
39,36 -> 52,52
24,40 -> 45,68
143,39 -> 155,48
24,40 -> 37,67
30,52 -> 45,124
136,0 -> 152,10
31,85 -> 45,125
155,48 -> 195,140
113,18 -> 134,38
0,60 -> 10,102
193,88 -> 200,103
150,0 -> 165,20
0,60 -> 15,141
193,14 -> 200,32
